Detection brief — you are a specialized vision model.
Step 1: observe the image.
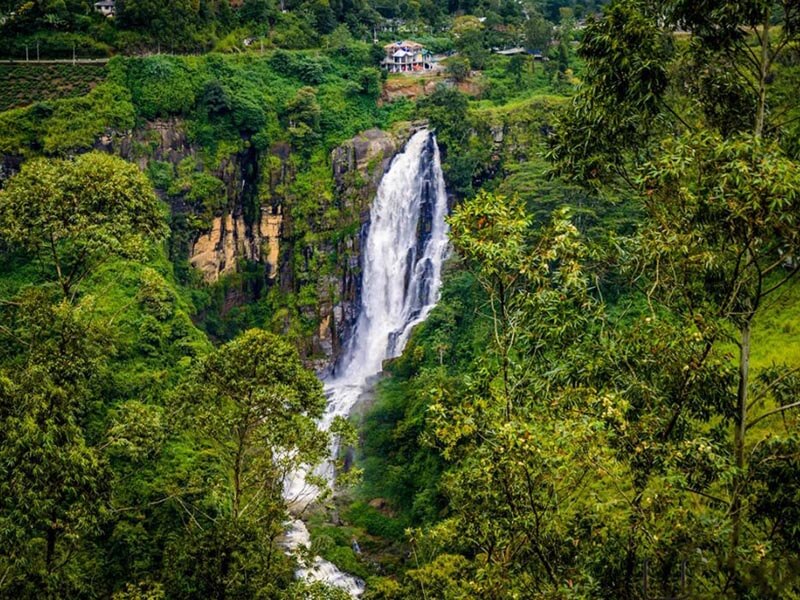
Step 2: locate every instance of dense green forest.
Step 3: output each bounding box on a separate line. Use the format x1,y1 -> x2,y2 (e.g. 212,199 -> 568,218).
2,0 -> 800,599
0,0 -> 596,56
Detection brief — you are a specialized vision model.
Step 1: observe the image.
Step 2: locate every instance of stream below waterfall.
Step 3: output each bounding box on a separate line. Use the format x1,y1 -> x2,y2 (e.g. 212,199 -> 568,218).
281,129 -> 450,597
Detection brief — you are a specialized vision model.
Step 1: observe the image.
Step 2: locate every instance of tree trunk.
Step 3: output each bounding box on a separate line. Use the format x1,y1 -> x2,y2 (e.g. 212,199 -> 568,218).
754,10 -> 771,138
45,524 -> 56,572
730,319 -> 751,591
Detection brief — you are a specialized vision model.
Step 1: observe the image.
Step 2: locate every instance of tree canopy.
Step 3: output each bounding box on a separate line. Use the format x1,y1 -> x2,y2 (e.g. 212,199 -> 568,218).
0,152 -> 166,299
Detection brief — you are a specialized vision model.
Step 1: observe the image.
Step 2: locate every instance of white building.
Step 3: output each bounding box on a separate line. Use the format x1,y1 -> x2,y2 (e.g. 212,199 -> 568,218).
94,0 -> 115,17
381,40 -> 433,73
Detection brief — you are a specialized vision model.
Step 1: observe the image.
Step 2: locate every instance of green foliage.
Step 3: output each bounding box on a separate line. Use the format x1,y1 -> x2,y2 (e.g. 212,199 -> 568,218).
453,16 -> 489,70
6,3 -> 799,598
0,292 -> 111,597
0,0 -> 602,60
0,81 -> 135,156
750,277 -> 800,370
165,329 -> 329,596
358,271 -> 489,528
418,85 -> 474,194
0,151 -> 166,298
444,56 -> 470,82
543,1 -> 800,595
344,502 -> 406,542
123,56 -> 201,119
525,11 -> 554,50
550,0 -> 673,184
145,160 -> 174,190
167,157 -> 227,225
0,31 -> 113,59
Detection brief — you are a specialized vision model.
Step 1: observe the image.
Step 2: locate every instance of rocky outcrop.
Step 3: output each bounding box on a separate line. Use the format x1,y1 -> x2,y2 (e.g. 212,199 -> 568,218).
95,119 -> 267,284
94,119 -> 419,367
381,75 -> 484,103
190,211 -> 282,282
331,128 -> 401,188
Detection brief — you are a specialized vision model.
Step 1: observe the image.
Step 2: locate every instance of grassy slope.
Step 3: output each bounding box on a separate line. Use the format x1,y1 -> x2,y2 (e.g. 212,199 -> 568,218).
750,275 -> 800,370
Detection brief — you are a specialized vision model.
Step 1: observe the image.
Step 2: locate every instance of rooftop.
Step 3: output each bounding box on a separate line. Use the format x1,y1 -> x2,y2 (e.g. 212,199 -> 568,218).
384,40 -> 423,50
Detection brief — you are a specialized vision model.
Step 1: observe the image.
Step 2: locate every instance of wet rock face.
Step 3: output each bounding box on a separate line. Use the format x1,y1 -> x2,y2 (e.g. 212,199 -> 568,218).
332,128 -> 398,189
97,118 -> 194,170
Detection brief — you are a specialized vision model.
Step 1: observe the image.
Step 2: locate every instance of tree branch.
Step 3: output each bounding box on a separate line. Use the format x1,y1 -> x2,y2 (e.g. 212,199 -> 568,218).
747,400 -> 800,430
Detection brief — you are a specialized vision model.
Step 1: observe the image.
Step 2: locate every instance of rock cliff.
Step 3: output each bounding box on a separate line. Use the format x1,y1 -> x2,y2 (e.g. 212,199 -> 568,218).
109,119 -> 419,365
1,117 -> 421,367
96,120 -> 278,284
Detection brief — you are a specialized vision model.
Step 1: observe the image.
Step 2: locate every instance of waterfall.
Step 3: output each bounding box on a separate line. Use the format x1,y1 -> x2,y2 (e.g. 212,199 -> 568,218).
282,130 -> 450,596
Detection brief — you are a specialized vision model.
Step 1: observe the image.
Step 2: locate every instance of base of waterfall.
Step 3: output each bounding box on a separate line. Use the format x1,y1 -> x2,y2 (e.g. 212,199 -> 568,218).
279,377 -> 378,597
281,518 -> 366,597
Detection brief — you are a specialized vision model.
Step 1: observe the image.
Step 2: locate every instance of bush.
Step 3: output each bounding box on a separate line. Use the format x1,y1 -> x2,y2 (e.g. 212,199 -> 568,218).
445,56 -> 470,82
125,56 -> 200,119
268,51 -> 327,85
269,12 -> 319,49
0,82 -> 135,155
230,88 -> 267,133
324,546 -> 370,580
344,502 -> 406,541
42,83 -> 135,153
146,161 -> 175,190
411,35 -> 455,54
357,68 -> 382,97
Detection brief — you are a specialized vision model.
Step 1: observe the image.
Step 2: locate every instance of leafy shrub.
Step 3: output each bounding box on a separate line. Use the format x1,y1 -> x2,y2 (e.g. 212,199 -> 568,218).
167,158 -> 226,223
138,268 -> 176,321
357,68 -> 382,97
0,82 -> 135,155
269,50 -> 327,85
0,32 -> 112,59
42,83 -> 135,153
324,546 -> 371,580
146,161 -> 174,190
230,88 -> 267,133
125,56 -> 199,119
269,11 -> 319,49
344,502 -> 406,541
411,35 -> 455,54
200,80 -> 232,116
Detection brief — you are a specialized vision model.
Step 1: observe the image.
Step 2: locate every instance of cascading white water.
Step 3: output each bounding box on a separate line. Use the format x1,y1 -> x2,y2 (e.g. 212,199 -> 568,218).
282,130 -> 450,597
